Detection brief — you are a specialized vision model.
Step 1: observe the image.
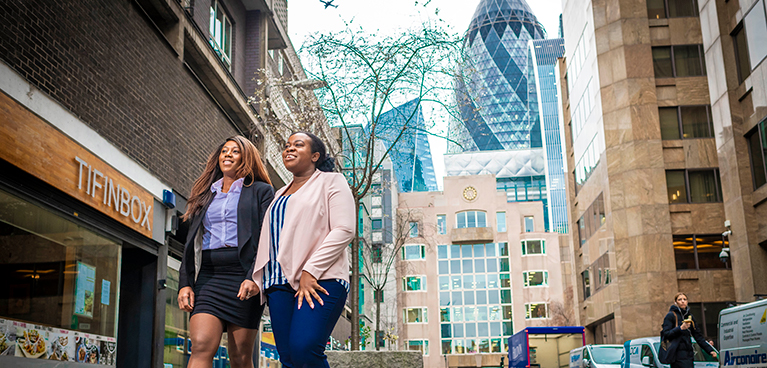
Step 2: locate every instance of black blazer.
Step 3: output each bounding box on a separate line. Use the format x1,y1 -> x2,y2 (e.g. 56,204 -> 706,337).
178,180 -> 274,289
661,305 -> 713,362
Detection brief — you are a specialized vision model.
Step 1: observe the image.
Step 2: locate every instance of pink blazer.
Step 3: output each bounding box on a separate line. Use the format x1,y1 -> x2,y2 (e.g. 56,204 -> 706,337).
252,170 -> 355,304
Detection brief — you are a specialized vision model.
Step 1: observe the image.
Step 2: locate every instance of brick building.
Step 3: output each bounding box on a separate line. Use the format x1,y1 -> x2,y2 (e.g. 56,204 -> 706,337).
0,0 -> 337,367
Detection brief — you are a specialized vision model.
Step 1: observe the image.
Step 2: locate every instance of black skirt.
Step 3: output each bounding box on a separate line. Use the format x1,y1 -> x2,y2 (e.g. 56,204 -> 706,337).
191,248 -> 263,329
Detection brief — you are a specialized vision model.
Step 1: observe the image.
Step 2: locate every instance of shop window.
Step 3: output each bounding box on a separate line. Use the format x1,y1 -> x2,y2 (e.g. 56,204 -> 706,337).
522,240 -> 546,255
437,214 -> 446,234
523,271 -> 549,287
0,189 -> 121,344
404,308 -> 428,323
403,276 -> 426,291
652,45 -> 706,78
209,0 -> 232,70
666,169 -> 722,203
401,244 -> 425,260
525,303 -> 549,319
673,235 -> 730,270
746,120 -> 767,189
647,0 -> 699,18
456,211 -> 487,228
406,340 -> 429,355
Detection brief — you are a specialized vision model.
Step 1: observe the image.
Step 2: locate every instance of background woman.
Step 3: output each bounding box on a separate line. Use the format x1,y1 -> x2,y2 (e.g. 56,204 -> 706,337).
661,292 -> 716,367
251,132 -> 355,368
178,136 -> 275,368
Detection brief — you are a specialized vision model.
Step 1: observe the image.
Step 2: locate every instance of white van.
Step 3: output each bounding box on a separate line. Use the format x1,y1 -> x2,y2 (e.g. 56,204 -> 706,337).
621,337 -> 719,368
570,345 -> 624,368
718,298 -> 767,366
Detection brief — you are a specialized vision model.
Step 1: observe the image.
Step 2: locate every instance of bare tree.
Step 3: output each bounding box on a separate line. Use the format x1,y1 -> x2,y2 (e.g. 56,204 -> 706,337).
547,287 -> 575,326
299,21 -> 465,350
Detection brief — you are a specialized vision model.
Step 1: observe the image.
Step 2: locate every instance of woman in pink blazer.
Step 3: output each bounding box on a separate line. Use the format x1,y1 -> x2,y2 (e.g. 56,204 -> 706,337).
248,132 -> 355,367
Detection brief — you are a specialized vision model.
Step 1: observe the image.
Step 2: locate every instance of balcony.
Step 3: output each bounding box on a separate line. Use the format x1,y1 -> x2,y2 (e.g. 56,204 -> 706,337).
451,227 -> 494,243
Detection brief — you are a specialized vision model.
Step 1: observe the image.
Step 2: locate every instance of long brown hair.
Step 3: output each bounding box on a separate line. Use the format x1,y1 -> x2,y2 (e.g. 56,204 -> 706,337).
182,136 -> 272,221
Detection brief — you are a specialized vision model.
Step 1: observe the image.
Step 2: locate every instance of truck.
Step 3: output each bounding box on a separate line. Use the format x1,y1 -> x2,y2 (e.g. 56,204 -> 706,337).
509,327 -> 586,368
718,298 -> 767,366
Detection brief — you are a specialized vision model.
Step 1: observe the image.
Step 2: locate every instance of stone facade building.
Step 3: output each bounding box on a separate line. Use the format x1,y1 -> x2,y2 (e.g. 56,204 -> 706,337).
0,0 -> 337,367
397,175 -> 568,368
558,0 -> 766,346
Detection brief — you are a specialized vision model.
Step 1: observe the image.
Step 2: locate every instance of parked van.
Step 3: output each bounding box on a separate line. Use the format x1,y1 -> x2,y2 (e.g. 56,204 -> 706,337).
621,337 -> 718,368
569,345 -> 624,368
718,298 -> 767,366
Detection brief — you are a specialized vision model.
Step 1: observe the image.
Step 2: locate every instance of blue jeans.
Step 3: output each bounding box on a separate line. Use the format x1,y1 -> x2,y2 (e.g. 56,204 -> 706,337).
265,280 -> 348,368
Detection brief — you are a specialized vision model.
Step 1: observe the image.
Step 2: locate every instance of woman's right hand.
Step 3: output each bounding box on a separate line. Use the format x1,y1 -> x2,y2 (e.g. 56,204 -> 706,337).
178,286 -> 194,312
680,321 -> 691,330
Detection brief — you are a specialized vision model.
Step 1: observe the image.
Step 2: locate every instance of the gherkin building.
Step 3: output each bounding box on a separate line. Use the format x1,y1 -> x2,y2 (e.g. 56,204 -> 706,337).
449,0 -> 547,153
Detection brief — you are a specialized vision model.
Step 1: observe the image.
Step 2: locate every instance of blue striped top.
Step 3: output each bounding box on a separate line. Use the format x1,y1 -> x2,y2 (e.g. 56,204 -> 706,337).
262,194 -> 350,294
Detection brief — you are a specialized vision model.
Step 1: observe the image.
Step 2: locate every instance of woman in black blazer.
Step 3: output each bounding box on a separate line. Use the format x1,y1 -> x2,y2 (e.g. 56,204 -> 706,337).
178,136 -> 274,368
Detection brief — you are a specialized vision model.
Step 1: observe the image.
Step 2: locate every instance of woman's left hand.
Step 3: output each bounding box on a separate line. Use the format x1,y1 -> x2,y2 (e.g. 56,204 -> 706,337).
710,351 -> 717,358
296,270 -> 329,309
237,279 -> 259,301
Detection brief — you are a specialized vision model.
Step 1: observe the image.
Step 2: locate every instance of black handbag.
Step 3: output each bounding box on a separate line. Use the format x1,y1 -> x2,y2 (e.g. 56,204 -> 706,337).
658,312 -> 678,364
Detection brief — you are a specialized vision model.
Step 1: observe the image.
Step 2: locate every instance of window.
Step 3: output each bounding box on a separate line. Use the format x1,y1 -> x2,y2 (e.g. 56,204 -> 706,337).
372,196 -> 382,206
747,120 -> 767,189
496,212 -> 507,232
673,235 -> 730,269
744,0 -> 767,70
524,216 -> 534,232
209,0 -> 232,69
522,240 -> 546,255
456,211 -> 487,228
403,276 -> 426,291
733,24 -> 752,83
402,244 -> 425,260
409,222 -> 419,237
371,219 -> 382,230
437,215 -> 447,234
523,271 -> 549,287
525,303 -> 548,319
576,193 -> 606,247
659,106 -> 714,139
640,345 -> 655,363
407,340 -> 429,356
582,270 -> 591,299
652,45 -> 706,78
666,169 -> 723,203
372,232 -> 382,242
371,243 -> 383,263
404,308 -> 428,323
372,208 -> 382,218
647,0 -> 699,19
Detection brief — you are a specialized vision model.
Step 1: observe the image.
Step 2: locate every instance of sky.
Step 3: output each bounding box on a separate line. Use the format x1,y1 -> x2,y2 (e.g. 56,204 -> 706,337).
288,0 -> 563,188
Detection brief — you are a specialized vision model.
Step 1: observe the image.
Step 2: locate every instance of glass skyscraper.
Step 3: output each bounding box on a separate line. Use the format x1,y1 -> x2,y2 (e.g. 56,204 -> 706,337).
375,99 -> 438,193
530,38 -> 568,233
449,0 -> 547,153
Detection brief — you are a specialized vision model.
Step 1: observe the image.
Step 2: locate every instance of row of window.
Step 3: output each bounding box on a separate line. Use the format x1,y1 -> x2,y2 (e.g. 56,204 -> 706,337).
666,169 -> 723,203
209,1 -> 232,70
647,0 -> 698,19
577,193 -> 606,247
436,242 -> 546,261
659,105 -> 715,140
574,135 -> 602,193
441,321 -> 514,340
673,234 -> 730,270
440,305 -> 512,323
571,79 -> 595,141
440,274 -> 509,291
567,24 -> 590,96
441,338 -> 506,355
582,253 -> 613,300
440,288 -> 510,307
733,0 -> 767,84
652,45 -> 706,78
497,176 -> 549,203
434,211 -> 521,234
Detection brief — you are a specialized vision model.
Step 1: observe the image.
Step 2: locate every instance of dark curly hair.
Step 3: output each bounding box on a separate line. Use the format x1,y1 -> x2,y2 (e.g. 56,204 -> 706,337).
291,131 -> 335,172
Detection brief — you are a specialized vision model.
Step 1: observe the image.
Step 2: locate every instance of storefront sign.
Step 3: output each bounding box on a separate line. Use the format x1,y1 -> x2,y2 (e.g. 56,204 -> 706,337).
0,92 -> 154,237
74,262 -> 96,318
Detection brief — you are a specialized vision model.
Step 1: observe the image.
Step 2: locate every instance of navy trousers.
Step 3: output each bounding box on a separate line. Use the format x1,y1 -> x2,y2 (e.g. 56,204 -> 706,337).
266,280 -> 347,368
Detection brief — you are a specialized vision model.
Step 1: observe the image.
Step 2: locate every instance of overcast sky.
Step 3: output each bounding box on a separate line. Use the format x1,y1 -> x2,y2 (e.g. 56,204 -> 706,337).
288,0 -> 563,188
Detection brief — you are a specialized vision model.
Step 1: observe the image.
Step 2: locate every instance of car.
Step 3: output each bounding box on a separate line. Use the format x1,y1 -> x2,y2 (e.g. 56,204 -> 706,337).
570,344 -> 624,368
622,337 -> 719,368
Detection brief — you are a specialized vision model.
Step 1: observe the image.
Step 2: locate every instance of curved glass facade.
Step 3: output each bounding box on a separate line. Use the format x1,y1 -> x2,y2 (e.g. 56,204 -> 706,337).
450,0 -> 547,153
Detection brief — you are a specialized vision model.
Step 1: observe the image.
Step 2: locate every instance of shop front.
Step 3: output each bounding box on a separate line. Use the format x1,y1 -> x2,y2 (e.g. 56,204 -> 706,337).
0,87 -> 168,366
